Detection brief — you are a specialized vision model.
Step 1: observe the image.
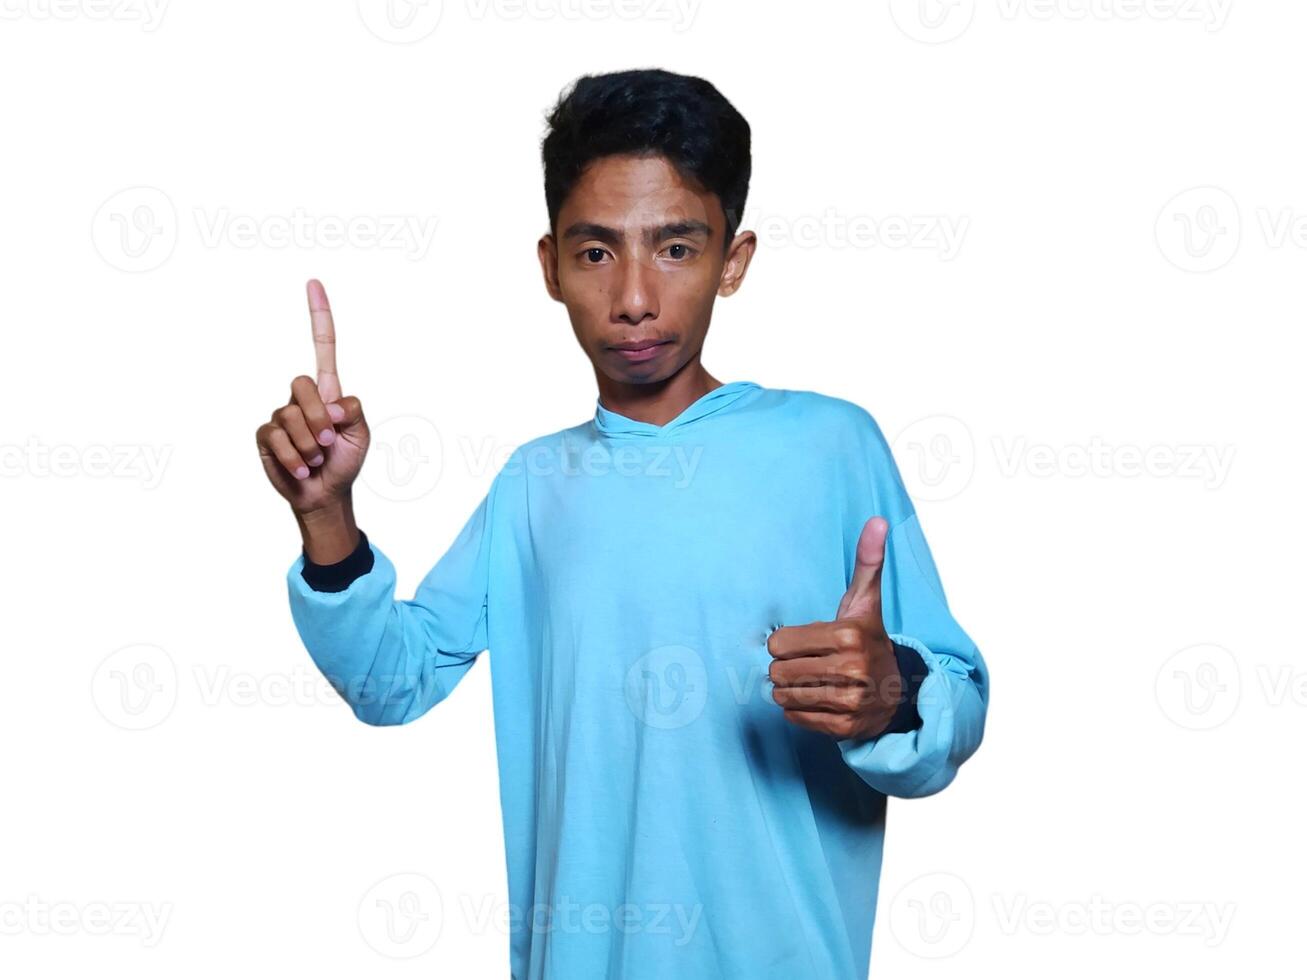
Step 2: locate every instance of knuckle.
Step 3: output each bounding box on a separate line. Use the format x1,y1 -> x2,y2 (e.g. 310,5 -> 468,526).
832,714 -> 857,738
844,661 -> 871,686
832,623 -> 863,651
837,687 -> 864,711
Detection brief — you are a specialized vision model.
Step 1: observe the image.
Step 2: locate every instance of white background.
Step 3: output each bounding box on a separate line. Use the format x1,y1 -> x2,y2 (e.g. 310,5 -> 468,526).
1,0 -> 1299,976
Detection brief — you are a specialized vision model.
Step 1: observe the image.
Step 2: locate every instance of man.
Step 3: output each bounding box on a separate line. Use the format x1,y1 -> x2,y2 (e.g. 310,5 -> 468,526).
256,68 -> 989,980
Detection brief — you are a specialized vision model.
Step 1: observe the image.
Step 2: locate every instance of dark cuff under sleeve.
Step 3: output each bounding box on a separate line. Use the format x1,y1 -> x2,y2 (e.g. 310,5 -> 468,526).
879,640 -> 929,735
301,529 -> 374,593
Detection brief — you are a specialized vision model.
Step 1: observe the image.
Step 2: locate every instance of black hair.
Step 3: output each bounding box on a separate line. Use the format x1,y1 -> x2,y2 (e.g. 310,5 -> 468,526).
541,68 -> 751,253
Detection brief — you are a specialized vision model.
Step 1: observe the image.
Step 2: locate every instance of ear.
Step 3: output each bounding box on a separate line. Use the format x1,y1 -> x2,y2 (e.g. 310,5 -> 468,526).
537,233 -> 563,303
717,229 -> 757,298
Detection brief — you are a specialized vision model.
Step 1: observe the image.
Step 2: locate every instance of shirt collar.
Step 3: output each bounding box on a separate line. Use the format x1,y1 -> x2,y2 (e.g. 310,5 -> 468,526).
592,380 -> 762,438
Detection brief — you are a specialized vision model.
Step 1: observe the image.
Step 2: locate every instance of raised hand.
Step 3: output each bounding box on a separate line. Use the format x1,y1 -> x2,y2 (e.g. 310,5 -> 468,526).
256,279 -> 371,559
766,516 -> 903,740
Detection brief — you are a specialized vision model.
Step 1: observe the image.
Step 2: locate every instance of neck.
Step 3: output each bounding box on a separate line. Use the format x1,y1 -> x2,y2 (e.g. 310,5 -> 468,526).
594,356 -> 722,427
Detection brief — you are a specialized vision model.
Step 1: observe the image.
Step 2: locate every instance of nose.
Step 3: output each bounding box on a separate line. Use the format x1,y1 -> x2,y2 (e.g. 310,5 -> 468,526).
612,252 -> 658,325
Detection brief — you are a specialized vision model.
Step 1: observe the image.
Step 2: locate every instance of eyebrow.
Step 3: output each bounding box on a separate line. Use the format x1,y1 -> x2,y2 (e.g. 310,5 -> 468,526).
561,219 -> 713,245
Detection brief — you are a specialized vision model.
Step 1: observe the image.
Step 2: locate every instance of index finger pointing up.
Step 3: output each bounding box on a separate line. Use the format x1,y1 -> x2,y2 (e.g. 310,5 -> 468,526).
306,278 -> 341,402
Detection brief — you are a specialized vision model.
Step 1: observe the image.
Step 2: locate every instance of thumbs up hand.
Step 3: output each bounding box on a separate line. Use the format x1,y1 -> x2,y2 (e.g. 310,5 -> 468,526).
767,516 -> 905,740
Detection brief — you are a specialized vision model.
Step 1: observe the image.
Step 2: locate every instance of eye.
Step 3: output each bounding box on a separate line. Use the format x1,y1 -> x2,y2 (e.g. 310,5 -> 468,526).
583,247 -> 608,264
665,243 -> 695,260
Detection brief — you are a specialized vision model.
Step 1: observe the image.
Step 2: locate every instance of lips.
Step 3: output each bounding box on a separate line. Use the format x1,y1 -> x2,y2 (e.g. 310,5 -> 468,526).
609,339 -> 671,364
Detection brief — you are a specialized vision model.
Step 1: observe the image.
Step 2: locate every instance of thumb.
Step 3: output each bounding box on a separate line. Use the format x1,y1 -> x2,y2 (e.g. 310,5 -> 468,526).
836,515 -> 888,621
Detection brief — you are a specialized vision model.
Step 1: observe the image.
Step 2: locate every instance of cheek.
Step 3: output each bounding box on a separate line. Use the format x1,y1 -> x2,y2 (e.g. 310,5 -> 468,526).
562,297 -> 606,347
676,263 -> 720,303
559,265 -> 612,302
669,278 -> 718,333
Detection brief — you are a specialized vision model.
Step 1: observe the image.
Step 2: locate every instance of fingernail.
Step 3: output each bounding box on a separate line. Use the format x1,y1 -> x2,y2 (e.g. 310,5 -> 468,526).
308,454 -> 324,467
318,428 -> 336,446
326,403 -> 345,422
294,466 -> 310,480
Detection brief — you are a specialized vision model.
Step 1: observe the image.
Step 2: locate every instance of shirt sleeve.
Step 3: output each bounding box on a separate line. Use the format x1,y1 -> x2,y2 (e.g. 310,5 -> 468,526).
285,480 -> 500,727
300,528 -> 375,592
836,408 -> 991,798
879,639 -> 929,736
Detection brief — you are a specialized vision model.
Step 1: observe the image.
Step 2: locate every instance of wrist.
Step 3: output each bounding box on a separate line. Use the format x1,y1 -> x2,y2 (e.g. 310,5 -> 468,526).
294,495 -> 359,565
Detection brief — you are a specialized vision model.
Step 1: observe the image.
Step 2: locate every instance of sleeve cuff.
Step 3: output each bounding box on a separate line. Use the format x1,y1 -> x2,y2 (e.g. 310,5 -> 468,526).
300,529 -> 374,593
878,638 -> 929,735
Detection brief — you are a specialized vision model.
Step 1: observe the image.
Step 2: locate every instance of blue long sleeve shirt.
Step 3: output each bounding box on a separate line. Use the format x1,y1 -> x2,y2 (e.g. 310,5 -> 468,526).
286,380 -> 990,979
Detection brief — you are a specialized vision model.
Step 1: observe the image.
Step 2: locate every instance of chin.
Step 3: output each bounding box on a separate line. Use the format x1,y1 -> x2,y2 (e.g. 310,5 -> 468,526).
598,348 -> 680,386
610,364 -> 666,385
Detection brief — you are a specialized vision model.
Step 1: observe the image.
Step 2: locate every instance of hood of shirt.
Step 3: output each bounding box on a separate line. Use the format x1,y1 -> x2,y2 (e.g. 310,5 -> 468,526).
591,380 -> 763,439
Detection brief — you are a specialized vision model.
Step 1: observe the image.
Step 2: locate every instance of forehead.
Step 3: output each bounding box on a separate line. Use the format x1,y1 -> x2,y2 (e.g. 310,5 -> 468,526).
561,153 -> 718,230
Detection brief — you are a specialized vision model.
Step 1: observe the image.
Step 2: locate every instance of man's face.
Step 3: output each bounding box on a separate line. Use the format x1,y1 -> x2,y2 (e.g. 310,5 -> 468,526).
538,153 -> 755,386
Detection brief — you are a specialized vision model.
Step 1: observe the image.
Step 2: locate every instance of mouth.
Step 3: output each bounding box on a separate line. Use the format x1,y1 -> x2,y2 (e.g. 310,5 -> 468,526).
607,338 -> 673,363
